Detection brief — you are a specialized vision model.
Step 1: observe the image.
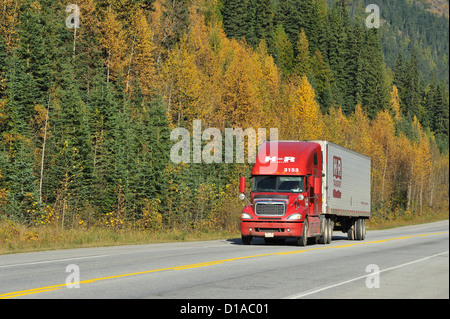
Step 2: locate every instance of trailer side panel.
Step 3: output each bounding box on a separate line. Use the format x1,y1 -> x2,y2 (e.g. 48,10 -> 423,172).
320,142 -> 371,217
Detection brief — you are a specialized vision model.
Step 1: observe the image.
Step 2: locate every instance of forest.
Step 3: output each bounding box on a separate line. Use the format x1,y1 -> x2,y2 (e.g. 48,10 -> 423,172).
0,0 -> 448,237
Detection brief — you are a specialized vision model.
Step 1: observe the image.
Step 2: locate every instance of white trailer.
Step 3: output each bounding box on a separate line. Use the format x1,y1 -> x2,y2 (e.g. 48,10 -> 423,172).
313,141 -> 371,240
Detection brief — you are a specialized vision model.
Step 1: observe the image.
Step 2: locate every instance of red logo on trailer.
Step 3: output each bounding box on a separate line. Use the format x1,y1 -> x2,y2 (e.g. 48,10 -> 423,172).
333,156 -> 342,180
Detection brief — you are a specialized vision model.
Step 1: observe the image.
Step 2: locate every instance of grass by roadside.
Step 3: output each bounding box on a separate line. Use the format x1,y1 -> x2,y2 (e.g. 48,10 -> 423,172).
0,219 -> 240,255
1,210 -> 448,255
366,209 -> 449,230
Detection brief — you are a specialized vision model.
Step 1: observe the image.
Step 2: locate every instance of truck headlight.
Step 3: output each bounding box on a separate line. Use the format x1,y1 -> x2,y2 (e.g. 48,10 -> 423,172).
241,213 -> 253,219
287,213 -> 302,220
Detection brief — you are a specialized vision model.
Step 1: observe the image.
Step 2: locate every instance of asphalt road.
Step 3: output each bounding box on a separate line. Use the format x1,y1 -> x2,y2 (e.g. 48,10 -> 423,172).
0,220 -> 448,300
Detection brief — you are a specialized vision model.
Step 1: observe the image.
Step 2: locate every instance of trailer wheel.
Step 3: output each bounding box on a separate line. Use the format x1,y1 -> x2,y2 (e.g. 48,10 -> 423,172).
242,236 -> 252,245
355,218 -> 366,240
327,218 -> 333,244
297,219 -> 308,246
347,223 -> 355,240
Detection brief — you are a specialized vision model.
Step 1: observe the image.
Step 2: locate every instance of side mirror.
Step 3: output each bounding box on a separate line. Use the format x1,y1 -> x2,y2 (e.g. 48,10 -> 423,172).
314,177 -> 321,195
239,176 -> 246,194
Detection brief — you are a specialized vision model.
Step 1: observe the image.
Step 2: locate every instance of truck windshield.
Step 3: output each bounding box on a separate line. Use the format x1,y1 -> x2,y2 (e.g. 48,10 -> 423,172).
252,176 -> 304,193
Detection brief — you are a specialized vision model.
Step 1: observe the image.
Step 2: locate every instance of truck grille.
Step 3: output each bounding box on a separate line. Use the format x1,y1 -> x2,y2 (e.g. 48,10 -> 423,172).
255,202 -> 286,216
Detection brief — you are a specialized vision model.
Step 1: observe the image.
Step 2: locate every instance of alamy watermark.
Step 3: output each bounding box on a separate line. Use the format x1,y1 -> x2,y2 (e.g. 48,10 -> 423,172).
366,4 -> 380,29
65,264 -> 80,288
65,4 -> 80,29
65,2 -> 380,31
365,264 -> 380,288
170,120 -> 279,168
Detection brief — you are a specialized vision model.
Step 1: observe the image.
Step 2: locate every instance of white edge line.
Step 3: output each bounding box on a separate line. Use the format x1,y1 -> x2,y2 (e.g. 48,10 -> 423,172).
284,250 -> 449,299
0,254 -> 112,269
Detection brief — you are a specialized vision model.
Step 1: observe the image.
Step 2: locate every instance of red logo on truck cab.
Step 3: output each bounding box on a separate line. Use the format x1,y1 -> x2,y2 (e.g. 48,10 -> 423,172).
333,156 -> 342,180
264,156 -> 295,163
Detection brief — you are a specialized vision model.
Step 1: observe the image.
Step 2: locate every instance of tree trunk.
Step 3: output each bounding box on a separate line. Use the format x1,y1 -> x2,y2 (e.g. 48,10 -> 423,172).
39,98 -> 50,204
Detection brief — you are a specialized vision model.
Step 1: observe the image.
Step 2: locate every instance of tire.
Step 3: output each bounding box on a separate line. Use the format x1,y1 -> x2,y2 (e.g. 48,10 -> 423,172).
355,218 -> 365,240
327,218 -> 333,244
319,217 -> 329,244
297,219 -> 308,246
242,236 -> 252,245
347,222 -> 355,240
361,219 -> 366,240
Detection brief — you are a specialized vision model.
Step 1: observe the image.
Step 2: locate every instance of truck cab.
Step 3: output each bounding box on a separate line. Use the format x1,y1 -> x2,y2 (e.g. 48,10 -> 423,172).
240,141 -> 324,246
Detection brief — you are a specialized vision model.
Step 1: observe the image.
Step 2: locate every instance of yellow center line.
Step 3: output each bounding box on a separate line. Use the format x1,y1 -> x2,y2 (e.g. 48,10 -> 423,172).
1,231 -> 447,299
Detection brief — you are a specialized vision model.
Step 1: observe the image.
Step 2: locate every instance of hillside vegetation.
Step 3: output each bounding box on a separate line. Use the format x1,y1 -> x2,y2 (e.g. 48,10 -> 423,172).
0,0 -> 448,249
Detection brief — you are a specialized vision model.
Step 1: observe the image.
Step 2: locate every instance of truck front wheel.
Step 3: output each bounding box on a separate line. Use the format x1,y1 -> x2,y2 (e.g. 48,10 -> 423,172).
297,219 -> 308,246
319,217 -> 328,244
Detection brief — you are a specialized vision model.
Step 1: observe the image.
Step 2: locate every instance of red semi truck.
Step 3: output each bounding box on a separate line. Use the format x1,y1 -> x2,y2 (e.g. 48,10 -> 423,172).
239,140 -> 371,246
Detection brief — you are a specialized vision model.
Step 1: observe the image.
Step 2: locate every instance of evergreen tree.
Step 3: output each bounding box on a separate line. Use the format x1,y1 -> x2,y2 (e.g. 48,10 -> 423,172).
310,49 -> 334,112
273,24 -> 294,76
15,0 -> 52,102
296,0 -> 317,53
86,73 -> 120,213
246,0 -> 274,49
133,95 -> 171,207
161,0 -> 190,51
314,0 -> 329,56
3,140 -> 40,223
432,82 -> 449,151
222,0 -> 249,40
393,51 -> 407,111
292,29 -> 311,78
45,62 -> 94,214
326,1 -> 348,109
359,28 -> 390,118
342,22 -> 363,112
420,81 -> 435,129
2,56 -> 35,137
403,47 -> 421,119
275,0 -> 305,46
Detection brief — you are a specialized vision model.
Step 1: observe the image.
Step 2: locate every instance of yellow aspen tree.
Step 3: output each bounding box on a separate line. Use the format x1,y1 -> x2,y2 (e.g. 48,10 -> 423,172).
188,7 -> 214,71
128,8 -> 157,96
221,40 -> 262,128
160,37 -> 202,127
418,135 -> 432,215
350,104 -> 372,155
398,133 -> 414,213
390,85 -> 402,122
69,0 -> 102,89
101,6 -> 127,83
275,82 -> 295,139
255,39 -> 281,129
405,116 -> 427,214
434,153 -> 449,211
371,110 -> 397,213
411,118 -> 432,215
290,75 -> 323,140
148,0 -> 164,45
187,8 -> 222,128
292,29 -> 311,79
322,106 -> 351,147
349,105 -> 378,213
0,0 -> 22,49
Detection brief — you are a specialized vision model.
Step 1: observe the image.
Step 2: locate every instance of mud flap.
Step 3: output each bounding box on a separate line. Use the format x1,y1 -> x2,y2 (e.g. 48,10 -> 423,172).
307,215 -> 321,237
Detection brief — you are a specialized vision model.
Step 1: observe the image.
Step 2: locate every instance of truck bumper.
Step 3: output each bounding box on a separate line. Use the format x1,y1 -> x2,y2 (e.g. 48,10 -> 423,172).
241,221 -> 304,238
